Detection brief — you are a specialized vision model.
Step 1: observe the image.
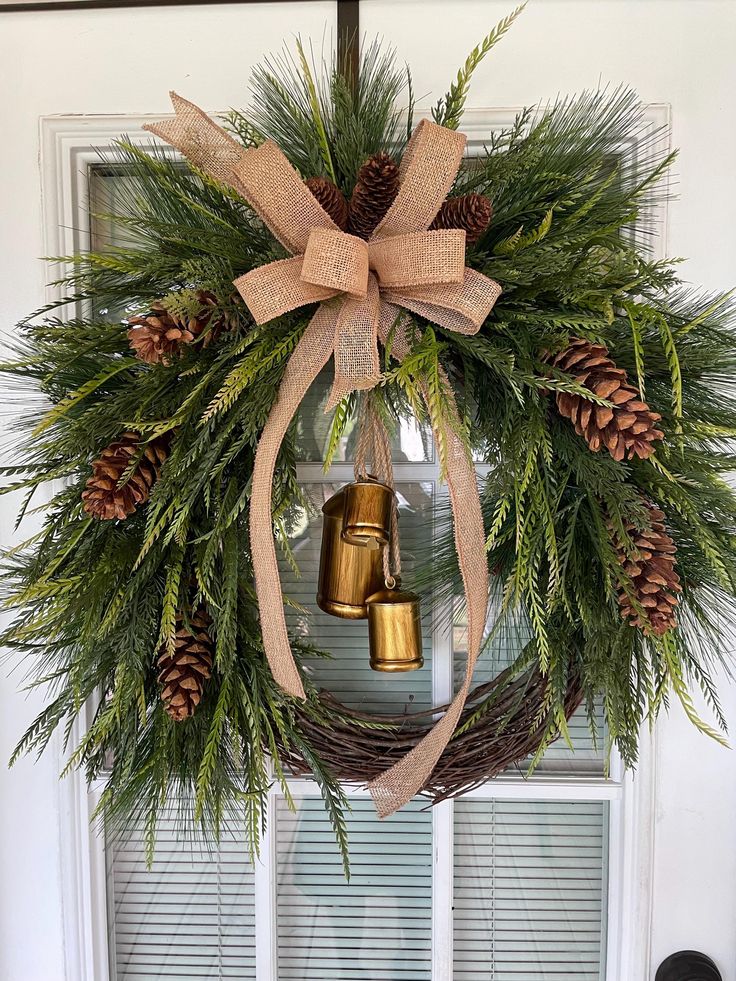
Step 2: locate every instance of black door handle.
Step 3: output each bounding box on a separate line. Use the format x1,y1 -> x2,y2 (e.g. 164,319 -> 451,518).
656,951 -> 722,981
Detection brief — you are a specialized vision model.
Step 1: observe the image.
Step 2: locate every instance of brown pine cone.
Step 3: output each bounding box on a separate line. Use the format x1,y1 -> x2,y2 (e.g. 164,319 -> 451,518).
348,151 -> 400,240
305,176 -> 349,230
157,609 -> 213,721
611,502 -> 681,636
81,432 -> 169,520
127,292 -> 231,365
550,337 -> 664,461
430,193 -> 493,244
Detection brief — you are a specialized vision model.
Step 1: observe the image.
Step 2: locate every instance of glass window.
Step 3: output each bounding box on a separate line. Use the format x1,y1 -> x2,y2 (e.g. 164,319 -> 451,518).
454,800 -> 608,981
107,806 -> 256,980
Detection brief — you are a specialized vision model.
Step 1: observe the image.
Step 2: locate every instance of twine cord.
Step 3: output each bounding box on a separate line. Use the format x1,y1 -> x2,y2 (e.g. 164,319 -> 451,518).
353,395 -> 401,584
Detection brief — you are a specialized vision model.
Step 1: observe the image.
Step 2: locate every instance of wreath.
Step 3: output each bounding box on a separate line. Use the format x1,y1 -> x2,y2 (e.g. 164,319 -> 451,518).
4,11 -> 736,866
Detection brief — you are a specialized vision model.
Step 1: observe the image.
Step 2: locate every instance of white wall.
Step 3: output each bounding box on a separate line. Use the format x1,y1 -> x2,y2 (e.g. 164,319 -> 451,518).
1,1 -> 735,978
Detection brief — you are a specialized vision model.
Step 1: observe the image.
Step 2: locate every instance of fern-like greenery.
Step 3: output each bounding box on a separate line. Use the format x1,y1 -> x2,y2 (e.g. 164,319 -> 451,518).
2,17 -> 736,867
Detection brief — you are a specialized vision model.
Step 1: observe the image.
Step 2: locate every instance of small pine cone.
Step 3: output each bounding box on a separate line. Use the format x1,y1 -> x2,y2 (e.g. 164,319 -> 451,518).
305,176 -> 349,230
430,193 -> 493,244
157,609 -> 213,721
612,502 -> 681,636
127,292 -> 231,365
550,337 -> 664,461
81,432 -> 169,520
348,151 -> 400,239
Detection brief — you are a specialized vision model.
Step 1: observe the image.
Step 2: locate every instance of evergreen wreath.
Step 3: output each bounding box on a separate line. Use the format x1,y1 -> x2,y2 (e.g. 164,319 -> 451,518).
3,10 -> 736,868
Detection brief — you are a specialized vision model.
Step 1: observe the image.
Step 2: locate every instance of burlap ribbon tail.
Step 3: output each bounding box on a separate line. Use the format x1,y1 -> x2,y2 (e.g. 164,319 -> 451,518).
145,94 -> 501,818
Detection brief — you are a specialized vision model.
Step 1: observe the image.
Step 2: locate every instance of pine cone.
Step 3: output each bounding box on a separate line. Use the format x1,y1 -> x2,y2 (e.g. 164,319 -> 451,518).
157,609 -> 213,721
550,338 -> 664,461
81,432 -> 169,520
127,292 -> 230,365
611,502 -> 681,636
305,176 -> 349,230
430,193 -> 493,244
348,151 -> 400,239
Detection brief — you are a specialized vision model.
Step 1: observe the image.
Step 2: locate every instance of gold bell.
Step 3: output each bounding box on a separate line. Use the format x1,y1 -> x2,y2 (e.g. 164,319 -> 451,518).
341,477 -> 394,549
366,588 -> 424,672
317,488 -> 385,619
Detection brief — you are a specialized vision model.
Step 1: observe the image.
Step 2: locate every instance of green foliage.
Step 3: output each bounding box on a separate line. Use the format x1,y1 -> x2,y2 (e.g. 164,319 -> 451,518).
427,85 -> 736,763
432,3 -> 528,130
246,37 -> 410,193
2,25 -> 736,868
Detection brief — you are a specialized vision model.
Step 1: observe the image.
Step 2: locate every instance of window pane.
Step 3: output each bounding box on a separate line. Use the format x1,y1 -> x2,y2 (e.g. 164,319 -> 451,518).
454,799 -> 607,981
107,808 -> 256,979
89,167 -> 144,322
282,481 -> 435,713
276,796 -> 432,980
294,368 -> 433,463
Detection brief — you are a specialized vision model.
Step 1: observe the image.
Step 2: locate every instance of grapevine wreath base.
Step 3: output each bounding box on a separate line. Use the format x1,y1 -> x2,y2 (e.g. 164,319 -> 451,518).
284,670 -> 584,801
3,6 -> 736,867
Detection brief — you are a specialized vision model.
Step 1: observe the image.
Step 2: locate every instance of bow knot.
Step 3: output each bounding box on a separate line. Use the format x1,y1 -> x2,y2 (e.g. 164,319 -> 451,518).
302,228 -> 370,298
145,95 -> 501,408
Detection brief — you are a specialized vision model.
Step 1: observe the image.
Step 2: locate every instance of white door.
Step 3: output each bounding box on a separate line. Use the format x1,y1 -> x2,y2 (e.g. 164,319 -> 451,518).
1,3 -> 735,980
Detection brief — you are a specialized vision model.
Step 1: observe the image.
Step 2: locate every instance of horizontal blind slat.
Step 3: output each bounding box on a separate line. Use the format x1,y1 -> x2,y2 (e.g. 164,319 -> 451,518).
453,799 -> 607,981
276,796 -> 432,981
109,803 -> 256,981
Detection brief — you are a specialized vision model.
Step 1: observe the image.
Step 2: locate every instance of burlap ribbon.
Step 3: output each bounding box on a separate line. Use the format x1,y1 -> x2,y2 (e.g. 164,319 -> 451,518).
145,94 -> 501,817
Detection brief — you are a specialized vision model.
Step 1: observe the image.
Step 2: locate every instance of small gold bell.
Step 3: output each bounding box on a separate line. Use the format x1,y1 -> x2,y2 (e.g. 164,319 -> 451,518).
366,587 -> 424,672
317,488 -> 385,619
341,477 -> 394,549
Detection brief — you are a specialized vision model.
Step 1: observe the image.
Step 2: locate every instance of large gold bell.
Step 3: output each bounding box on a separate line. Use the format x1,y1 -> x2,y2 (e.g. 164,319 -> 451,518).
317,488 -> 385,619
341,477 -> 394,549
366,588 -> 424,672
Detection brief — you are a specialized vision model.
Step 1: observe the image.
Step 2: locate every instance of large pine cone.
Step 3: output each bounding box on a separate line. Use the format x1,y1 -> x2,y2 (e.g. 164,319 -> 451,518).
430,193 -> 493,244
157,609 -> 213,721
305,176 -> 349,230
81,432 -> 169,520
127,292 -> 229,365
348,151 -> 400,239
550,338 -> 664,461
612,502 -> 681,636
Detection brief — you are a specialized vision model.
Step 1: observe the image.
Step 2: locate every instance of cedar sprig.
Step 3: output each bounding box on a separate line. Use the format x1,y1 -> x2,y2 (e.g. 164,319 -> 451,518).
432,4 -> 528,130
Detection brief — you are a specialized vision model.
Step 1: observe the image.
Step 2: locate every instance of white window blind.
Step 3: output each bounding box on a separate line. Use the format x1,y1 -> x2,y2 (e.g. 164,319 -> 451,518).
453,800 -> 608,981
107,809 -> 256,980
275,796 -> 433,981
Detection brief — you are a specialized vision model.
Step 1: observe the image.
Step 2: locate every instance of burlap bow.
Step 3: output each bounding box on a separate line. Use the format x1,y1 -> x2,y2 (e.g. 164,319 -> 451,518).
145,94 -> 501,817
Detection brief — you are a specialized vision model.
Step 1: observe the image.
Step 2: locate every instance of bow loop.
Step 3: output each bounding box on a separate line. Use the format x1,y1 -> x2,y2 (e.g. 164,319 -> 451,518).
372,119 -> 468,239
234,258 -> 337,325
368,229 -> 466,290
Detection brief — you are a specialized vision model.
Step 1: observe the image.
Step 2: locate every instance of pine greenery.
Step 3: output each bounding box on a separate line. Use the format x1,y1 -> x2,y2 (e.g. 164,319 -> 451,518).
3,14 -> 736,865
